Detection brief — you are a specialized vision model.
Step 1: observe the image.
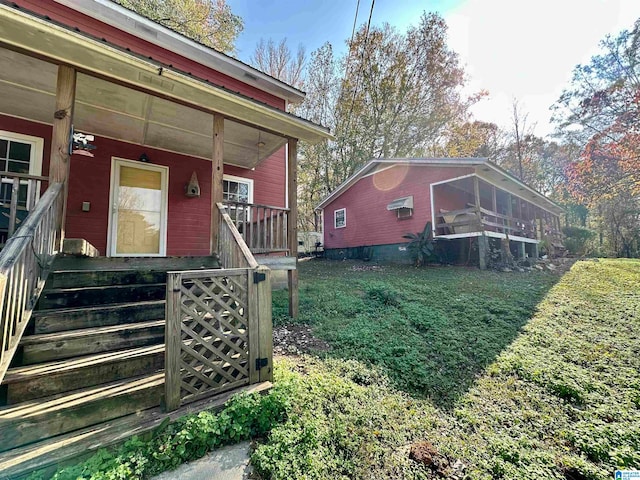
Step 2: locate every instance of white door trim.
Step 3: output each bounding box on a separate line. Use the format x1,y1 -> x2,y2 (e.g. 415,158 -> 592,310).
107,157 -> 169,257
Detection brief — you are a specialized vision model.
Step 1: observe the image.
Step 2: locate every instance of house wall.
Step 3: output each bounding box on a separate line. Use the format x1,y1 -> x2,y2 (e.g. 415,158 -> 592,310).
0,114 -> 285,256
322,165 -> 474,250
12,0 -> 286,110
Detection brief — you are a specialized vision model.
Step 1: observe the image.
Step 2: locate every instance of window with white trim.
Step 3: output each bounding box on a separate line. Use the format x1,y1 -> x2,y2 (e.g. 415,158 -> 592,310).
334,208 -> 346,229
223,175 -> 253,230
0,132 -> 43,211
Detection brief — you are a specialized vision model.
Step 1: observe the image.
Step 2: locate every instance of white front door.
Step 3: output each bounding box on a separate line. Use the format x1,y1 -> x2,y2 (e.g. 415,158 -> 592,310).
109,158 -> 168,256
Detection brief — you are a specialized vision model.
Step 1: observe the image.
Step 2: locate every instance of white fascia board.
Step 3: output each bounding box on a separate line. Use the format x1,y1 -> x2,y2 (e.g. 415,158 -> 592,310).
54,0 -> 306,103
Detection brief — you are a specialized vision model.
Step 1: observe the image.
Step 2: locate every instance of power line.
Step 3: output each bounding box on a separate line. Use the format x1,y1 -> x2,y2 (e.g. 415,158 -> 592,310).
342,0 -> 375,140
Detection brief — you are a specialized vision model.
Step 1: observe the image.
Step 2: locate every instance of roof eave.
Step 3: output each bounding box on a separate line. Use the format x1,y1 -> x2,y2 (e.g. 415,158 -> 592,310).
53,0 -> 306,104
0,4 -> 331,144
316,158 -> 564,214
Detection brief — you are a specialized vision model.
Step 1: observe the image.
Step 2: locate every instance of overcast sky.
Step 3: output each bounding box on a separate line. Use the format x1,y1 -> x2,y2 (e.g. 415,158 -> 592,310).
229,0 -> 640,137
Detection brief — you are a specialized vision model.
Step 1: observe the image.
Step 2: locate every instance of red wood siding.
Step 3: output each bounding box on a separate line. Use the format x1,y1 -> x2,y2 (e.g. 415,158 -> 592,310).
0,114 -> 285,255
13,0 -> 286,110
226,151 -> 286,208
323,165 -> 474,249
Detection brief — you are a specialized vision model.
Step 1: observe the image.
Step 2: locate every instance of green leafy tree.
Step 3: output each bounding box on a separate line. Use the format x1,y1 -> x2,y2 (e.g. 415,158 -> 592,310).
116,0 -> 243,55
553,19 -> 640,256
335,13 -> 481,174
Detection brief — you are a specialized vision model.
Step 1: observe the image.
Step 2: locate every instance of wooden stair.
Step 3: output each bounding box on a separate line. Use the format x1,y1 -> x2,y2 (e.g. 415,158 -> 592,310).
0,255 -> 221,479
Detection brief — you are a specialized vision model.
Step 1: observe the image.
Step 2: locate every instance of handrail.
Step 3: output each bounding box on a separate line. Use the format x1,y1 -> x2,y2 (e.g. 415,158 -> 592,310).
222,200 -> 289,254
0,172 -> 49,182
0,172 -> 49,237
0,182 -> 63,383
217,202 -> 259,269
223,200 -> 290,212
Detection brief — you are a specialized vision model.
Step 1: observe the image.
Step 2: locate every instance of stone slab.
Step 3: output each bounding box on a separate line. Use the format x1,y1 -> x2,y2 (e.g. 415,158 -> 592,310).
151,441 -> 252,480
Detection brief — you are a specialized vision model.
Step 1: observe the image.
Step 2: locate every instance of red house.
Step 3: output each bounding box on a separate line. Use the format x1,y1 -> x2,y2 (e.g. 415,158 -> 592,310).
317,158 -> 564,267
0,1 -> 330,475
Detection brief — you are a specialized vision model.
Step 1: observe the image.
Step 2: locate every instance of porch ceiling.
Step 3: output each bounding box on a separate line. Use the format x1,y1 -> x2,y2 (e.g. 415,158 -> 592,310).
0,48 -> 285,167
0,3 -> 332,163
474,166 -> 564,216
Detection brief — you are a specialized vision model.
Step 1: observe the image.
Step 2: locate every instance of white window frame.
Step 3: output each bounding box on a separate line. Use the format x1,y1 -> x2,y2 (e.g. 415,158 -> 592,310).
0,131 -> 44,209
334,208 -> 346,229
223,174 -> 254,204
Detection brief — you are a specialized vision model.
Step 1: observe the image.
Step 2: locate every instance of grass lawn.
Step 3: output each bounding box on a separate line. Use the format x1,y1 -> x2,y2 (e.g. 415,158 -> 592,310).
256,258 -> 640,479
44,259 -> 639,480
273,260 -> 561,407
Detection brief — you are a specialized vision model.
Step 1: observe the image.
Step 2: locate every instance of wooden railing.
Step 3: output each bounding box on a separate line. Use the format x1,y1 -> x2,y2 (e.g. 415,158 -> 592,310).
436,206 -> 541,239
222,201 -> 289,254
217,202 -> 259,269
0,172 -> 49,240
478,207 -> 537,239
0,182 -> 63,383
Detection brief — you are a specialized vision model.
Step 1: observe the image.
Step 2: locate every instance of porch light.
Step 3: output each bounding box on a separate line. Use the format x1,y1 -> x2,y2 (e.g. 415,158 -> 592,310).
256,141 -> 266,148
139,153 -> 150,163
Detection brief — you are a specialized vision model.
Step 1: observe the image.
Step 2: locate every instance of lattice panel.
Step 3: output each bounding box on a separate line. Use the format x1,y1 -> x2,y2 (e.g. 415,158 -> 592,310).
177,271 -> 250,404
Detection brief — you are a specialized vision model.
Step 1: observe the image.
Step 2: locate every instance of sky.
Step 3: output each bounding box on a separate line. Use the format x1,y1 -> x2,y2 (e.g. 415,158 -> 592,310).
228,0 -> 640,137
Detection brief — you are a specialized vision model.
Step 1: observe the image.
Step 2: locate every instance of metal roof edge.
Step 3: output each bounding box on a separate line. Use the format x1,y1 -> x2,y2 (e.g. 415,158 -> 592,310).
316,157 -> 564,214
53,0 -> 306,103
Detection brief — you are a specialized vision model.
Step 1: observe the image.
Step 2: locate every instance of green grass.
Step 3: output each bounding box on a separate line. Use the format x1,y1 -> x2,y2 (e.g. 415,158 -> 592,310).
45,259 -> 640,479
259,259 -> 640,479
273,260 -> 559,407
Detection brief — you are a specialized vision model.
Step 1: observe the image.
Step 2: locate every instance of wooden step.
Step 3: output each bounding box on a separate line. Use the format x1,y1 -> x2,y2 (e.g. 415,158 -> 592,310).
0,382 -> 271,480
0,373 -> 165,453
38,283 -> 166,310
2,345 -> 165,404
51,255 -> 221,272
46,269 -> 167,289
33,300 -> 165,334
20,321 -> 165,365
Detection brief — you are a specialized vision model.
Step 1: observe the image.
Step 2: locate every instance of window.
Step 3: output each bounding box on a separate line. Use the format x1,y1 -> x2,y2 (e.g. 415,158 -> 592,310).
223,175 -> 253,229
334,208 -> 346,229
223,176 -> 252,204
0,132 -> 43,211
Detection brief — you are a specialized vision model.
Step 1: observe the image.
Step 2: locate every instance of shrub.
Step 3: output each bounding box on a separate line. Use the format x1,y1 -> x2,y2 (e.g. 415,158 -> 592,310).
562,226 -> 595,256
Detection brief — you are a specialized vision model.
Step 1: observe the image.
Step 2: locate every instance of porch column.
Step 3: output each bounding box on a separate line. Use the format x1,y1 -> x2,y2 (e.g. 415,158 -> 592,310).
473,176 -> 483,231
478,233 -> 488,270
210,114 -> 224,254
506,193 -> 513,236
49,65 -> 77,247
517,241 -> 526,259
287,138 -> 299,318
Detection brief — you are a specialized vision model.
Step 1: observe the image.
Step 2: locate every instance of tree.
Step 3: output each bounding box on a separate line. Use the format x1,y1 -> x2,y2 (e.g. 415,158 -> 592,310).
292,13 -> 481,233
443,121 -> 503,158
553,19 -> 640,256
251,38 -> 306,89
116,0 -> 243,55
296,43 -> 341,232
335,13 -> 481,174
553,19 -> 640,201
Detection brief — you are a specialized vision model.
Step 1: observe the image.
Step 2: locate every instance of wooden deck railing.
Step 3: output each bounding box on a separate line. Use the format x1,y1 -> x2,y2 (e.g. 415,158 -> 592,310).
478,207 -> 537,239
217,202 -> 259,269
436,206 -> 540,239
0,172 -> 49,240
0,182 -> 63,383
222,201 -> 289,254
